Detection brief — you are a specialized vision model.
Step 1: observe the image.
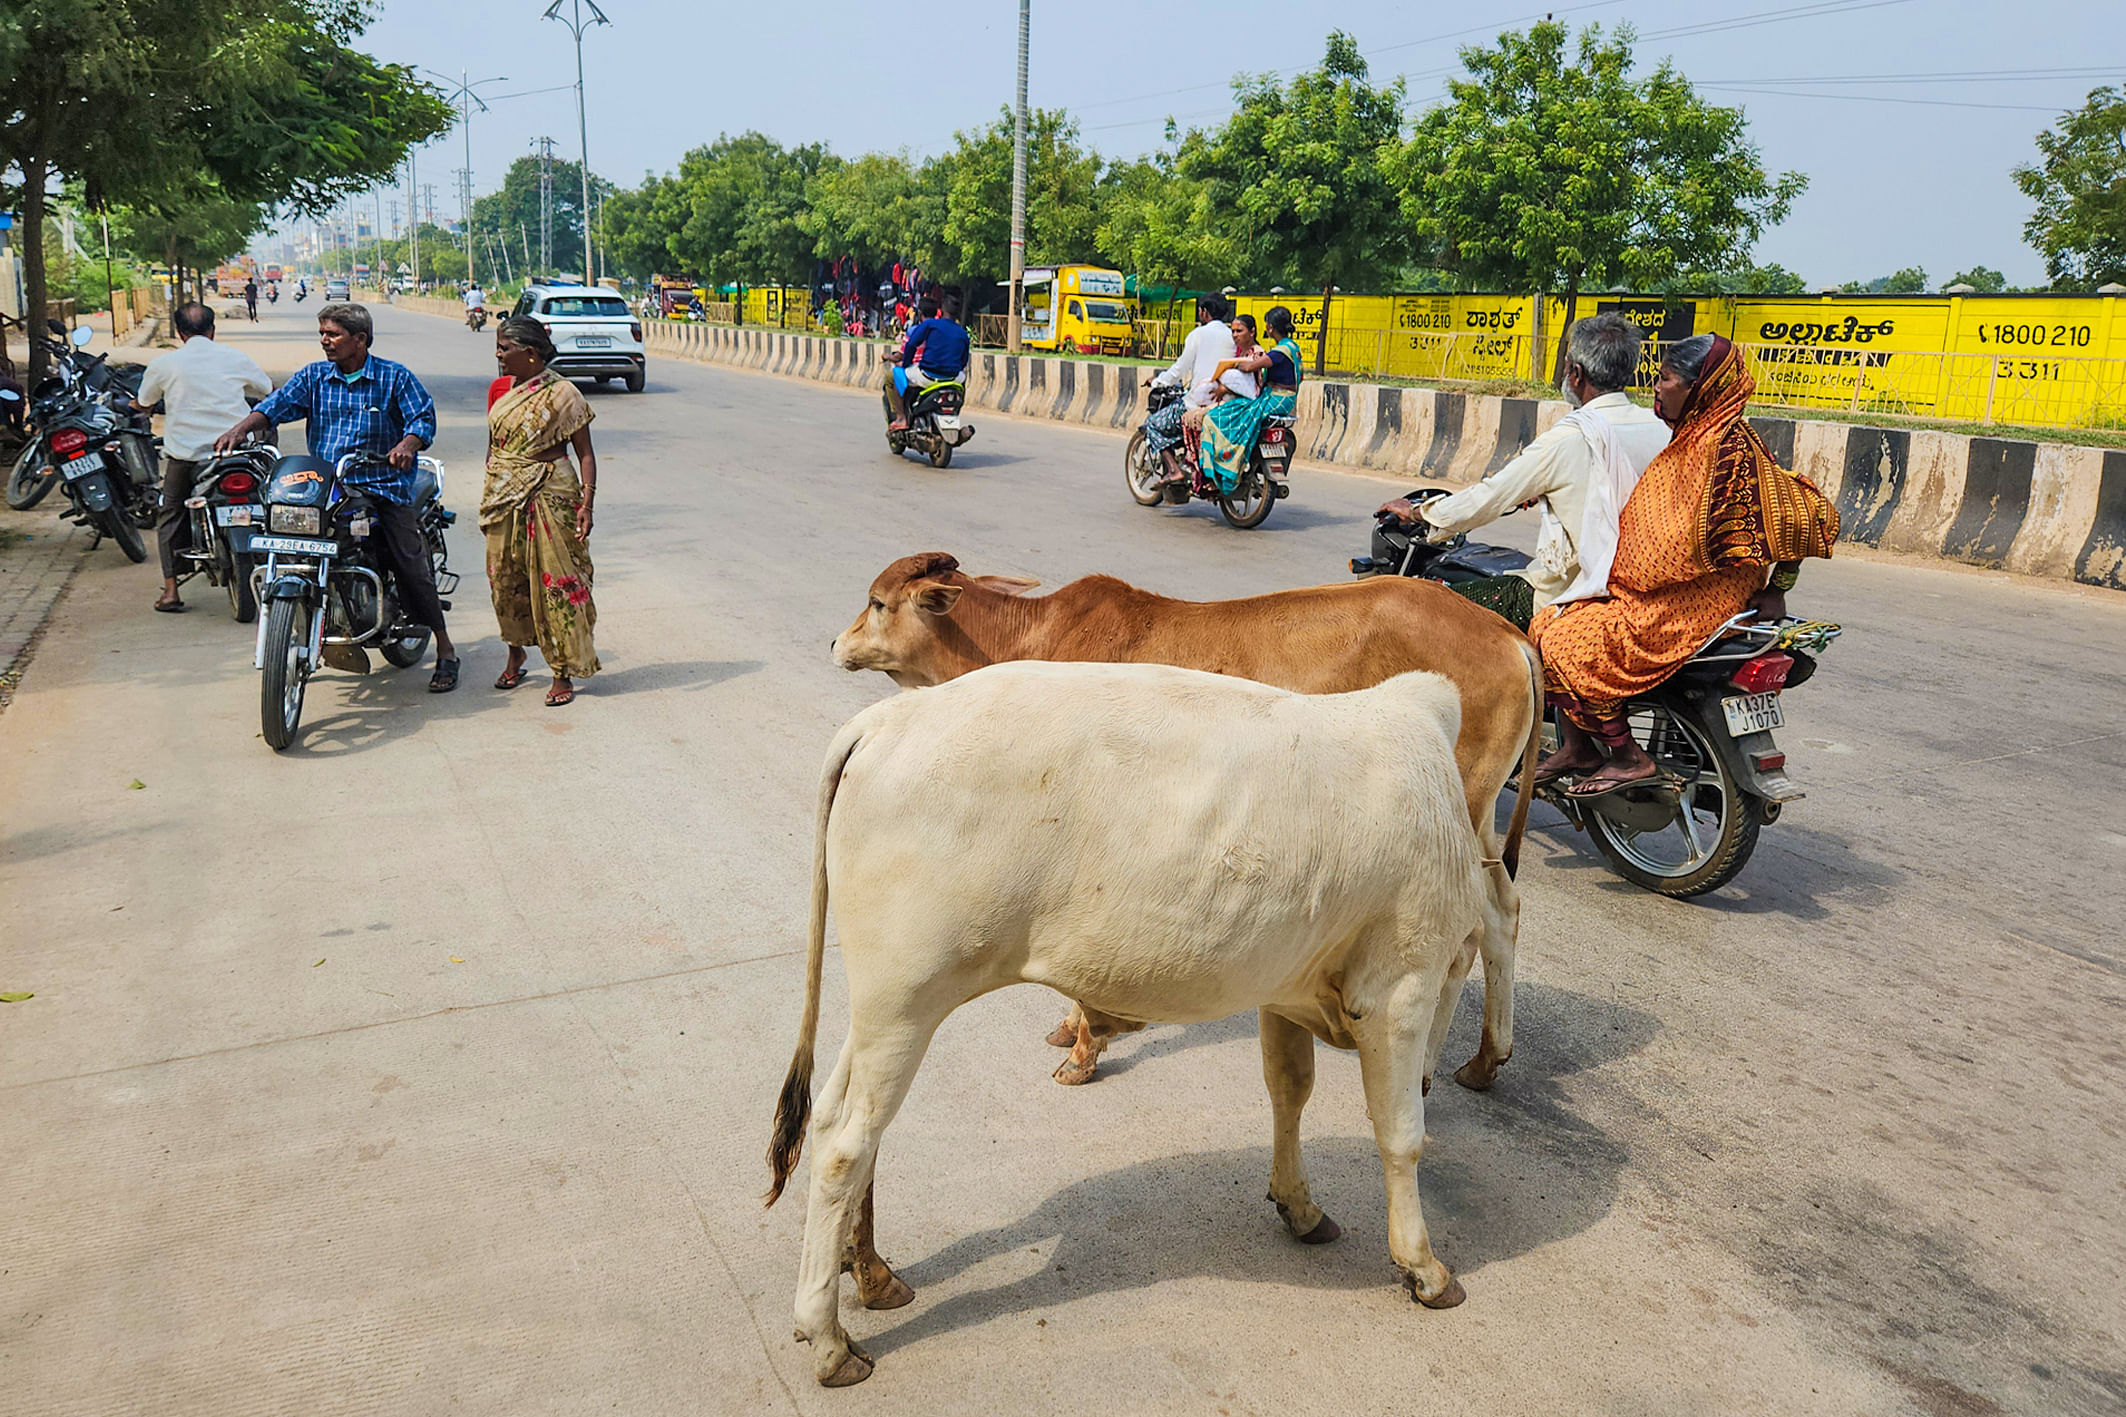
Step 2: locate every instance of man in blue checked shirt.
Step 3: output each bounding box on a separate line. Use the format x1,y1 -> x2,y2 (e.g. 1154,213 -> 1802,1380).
217,303 -> 461,691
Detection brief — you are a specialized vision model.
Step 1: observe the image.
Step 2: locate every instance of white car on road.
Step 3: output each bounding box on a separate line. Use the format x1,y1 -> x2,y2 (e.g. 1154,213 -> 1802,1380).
512,281 -> 646,392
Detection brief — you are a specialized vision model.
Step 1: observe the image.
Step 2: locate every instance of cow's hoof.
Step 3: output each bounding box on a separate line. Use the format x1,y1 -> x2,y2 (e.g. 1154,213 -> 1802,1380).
1052,1057 -> 1099,1086
1453,1057 -> 1499,1092
819,1348 -> 875,1387
1410,1273 -> 1466,1310
1298,1215 -> 1343,1245
1046,1019 -> 1079,1048
858,1271 -> 916,1310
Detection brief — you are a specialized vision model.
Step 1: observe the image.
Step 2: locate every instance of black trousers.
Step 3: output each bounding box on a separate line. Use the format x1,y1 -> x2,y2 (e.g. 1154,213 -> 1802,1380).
372,500 -> 448,635
156,455 -> 205,581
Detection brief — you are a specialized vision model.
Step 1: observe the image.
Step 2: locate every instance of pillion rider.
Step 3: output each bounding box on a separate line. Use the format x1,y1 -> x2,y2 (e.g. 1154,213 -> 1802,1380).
1375,312 -> 1670,631
213,302 -> 462,692
882,294 -> 970,430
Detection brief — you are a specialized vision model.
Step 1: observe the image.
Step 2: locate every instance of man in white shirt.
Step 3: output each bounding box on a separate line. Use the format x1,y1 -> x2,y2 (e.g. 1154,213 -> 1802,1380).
463,283 -> 485,311
1141,292 -> 1237,488
135,302 -> 272,612
1375,313 -> 1670,629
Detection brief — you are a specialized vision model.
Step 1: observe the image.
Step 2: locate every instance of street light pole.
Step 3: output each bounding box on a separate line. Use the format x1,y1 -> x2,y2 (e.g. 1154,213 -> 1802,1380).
1006,0 -> 1029,354
545,0 -> 610,288
422,68 -> 506,289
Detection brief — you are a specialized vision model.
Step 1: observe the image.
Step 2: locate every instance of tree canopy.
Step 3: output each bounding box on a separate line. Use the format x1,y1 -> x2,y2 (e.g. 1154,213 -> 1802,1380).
468,155 -> 615,282
2013,87 -> 2126,290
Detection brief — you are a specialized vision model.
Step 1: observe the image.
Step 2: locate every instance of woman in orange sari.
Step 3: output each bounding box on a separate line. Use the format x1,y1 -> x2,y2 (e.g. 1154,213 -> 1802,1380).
1531,334 -> 1838,796
485,317 -> 600,706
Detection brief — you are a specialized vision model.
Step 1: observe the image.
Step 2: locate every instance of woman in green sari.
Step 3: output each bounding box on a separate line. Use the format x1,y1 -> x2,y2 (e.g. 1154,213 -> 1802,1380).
1202,304 -> 1302,492
485,316 -> 600,706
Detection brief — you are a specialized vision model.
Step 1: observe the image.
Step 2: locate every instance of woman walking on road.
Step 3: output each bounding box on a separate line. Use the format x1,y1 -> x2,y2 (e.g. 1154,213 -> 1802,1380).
483,316 -> 600,706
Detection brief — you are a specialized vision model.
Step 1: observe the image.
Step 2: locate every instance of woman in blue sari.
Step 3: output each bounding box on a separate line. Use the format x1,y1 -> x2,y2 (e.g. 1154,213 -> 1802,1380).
1203,305 -> 1302,492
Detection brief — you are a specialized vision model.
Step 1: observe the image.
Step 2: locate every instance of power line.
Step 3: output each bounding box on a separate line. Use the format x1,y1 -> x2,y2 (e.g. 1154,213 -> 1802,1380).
1701,84 -> 2071,112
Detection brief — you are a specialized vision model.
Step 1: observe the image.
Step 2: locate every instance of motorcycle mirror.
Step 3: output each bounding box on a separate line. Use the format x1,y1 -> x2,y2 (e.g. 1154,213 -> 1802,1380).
0,389 -> 20,403
71,326 -> 95,348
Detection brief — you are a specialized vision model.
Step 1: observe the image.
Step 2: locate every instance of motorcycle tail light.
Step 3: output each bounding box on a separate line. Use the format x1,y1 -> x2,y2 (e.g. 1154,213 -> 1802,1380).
51,429 -> 87,455
1262,428 -> 1283,443
217,470 -> 258,496
1730,652 -> 1794,695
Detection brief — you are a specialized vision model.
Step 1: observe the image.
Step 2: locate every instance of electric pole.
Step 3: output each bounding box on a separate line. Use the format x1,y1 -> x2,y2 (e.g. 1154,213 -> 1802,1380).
532,137 -> 556,276
422,68 -> 506,289
1007,0 -> 1030,353
545,0 -> 610,288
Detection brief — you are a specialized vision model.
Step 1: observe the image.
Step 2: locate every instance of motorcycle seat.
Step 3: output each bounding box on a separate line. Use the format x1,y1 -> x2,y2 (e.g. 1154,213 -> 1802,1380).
409,463 -> 441,508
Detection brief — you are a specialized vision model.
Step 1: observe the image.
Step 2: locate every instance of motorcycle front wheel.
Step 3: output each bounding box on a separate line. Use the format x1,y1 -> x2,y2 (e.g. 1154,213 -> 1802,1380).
1124,430 -> 1165,506
1584,703 -> 1759,897
261,596 -> 311,751
1217,469 -> 1275,530
6,443 -> 53,510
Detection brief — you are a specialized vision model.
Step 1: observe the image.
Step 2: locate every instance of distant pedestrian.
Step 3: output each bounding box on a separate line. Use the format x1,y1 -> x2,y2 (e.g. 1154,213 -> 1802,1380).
483,316 -> 599,706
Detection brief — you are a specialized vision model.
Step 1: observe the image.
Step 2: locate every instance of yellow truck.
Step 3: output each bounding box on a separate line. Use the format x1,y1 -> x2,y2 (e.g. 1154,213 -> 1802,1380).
1019,266 -> 1136,355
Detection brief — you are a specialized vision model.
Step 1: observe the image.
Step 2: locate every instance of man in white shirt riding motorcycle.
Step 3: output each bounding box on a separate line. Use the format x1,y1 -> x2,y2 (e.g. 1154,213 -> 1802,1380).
1140,292 -> 1236,490
1375,312 -> 1670,630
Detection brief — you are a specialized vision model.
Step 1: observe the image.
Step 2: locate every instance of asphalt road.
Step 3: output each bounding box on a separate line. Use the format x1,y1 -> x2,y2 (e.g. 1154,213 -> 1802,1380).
4,299 -> 2123,1417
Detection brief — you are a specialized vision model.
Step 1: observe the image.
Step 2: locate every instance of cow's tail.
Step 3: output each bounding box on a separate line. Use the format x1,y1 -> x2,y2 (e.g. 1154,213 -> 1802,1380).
1500,640 -> 1543,881
765,720 -> 866,1207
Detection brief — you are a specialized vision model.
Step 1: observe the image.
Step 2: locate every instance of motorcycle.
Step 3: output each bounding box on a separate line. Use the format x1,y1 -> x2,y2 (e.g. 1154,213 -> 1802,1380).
882,359 -> 974,469
1125,381 -> 1292,530
1352,489 -> 1841,897
267,284 -> 279,304
251,450 -> 458,751
9,325 -> 158,557
7,323 -> 143,510
175,443 -> 276,622
295,284 -> 308,304
466,304 -> 488,332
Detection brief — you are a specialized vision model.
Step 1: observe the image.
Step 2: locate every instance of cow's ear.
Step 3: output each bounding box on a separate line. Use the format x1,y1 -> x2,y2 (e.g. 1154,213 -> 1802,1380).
912,581 -> 963,615
970,574 -> 1041,596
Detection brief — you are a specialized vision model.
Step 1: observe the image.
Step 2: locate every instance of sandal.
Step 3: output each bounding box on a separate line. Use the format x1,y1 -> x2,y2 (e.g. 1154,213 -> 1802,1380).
1563,764 -> 1667,800
545,681 -> 575,708
153,598 -> 187,613
428,658 -> 460,693
494,666 -> 529,691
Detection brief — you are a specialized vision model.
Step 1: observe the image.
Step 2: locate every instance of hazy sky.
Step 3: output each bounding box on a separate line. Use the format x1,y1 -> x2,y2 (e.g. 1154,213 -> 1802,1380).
347,0 -> 2119,287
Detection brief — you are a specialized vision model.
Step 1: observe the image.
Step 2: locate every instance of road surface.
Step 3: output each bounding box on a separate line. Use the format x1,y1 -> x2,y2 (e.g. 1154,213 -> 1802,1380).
3,299 -> 2123,1416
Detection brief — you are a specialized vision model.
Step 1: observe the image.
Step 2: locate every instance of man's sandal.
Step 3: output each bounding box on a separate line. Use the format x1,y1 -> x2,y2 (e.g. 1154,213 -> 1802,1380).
1563,765 -> 1668,800
428,658 -> 460,693
153,598 -> 187,613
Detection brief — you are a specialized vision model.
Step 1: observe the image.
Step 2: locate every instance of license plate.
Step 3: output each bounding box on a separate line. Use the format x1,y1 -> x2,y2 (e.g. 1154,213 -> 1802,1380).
935,414 -> 961,430
250,535 -> 338,557
574,335 -> 613,348
216,504 -> 260,527
1721,691 -> 1784,736
60,450 -> 105,480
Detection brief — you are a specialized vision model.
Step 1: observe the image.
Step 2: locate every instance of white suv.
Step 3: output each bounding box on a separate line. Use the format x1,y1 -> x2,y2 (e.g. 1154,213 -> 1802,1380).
513,282 -> 646,392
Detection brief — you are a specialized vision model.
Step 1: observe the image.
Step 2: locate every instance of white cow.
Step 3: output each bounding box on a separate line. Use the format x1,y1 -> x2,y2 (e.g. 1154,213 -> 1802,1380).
765,662 -> 1497,1387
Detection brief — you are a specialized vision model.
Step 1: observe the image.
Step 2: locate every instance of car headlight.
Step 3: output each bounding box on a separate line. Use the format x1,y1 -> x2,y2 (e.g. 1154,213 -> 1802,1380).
269,505 -> 321,535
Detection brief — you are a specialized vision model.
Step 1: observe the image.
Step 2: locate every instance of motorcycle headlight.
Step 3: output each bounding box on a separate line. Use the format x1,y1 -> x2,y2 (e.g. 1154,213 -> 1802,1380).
269,505 -> 321,535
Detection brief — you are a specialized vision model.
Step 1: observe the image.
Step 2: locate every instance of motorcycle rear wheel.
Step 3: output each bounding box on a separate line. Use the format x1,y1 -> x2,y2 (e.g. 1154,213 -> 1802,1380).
1124,430 -> 1165,506
1217,470 -> 1275,530
928,441 -> 953,469
262,597 -> 311,751
6,443 -> 52,510
226,550 -> 258,623
380,627 -> 431,669
103,506 -> 148,563
1584,705 -> 1759,897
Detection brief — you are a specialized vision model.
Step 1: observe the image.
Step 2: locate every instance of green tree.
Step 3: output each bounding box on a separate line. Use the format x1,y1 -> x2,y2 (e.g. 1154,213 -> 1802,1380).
1842,268 -> 1928,294
937,108 -> 1106,284
1944,266 -> 2008,293
1659,262 -> 1807,294
1183,33 -> 1408,373
601,173 -> 690,281
468,155 -> 615,280
799,152 -> 930,272
2013,87 -> 2126,289
1096,153 -> 1235,355
1395,20 -> 1806,377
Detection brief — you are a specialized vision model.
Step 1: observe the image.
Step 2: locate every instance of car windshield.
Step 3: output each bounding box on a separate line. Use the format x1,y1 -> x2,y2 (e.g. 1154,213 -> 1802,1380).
1082,301 -> 1133,324
540,296 -> 631,318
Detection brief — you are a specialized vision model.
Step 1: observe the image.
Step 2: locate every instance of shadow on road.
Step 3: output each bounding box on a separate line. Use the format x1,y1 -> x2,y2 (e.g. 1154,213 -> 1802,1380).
863,981 -> 1653,1364
588,658 -> 764,695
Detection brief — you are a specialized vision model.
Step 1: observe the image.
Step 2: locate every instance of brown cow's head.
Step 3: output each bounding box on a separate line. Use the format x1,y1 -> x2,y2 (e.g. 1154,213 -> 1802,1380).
832,551 -> 1041,687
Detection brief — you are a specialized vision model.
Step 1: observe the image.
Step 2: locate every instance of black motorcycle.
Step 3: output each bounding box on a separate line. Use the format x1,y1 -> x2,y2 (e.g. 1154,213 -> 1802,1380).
1353,489 -> 1840,896
10,324 -> 158,558
174,444 -> 276,622
882,359 -> 973,468
1125,382 -> 1292,530
251,450 -> 458,750
7,323 -> 147,513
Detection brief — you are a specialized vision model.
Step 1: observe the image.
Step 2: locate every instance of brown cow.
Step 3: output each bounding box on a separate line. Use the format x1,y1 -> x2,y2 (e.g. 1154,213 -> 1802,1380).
832,552 -> 1541,1091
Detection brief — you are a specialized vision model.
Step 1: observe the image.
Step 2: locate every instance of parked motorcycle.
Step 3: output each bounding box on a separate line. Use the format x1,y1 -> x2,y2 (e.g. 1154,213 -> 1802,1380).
1125,381 -> 1292,530
7,323 -> 144,511
174,444 -> 276,622
466,304 -> 488,332
251,450 -> 458,751
883,363 -> 973,469
1352,489 -> 1841,896
7,325 -> 157,557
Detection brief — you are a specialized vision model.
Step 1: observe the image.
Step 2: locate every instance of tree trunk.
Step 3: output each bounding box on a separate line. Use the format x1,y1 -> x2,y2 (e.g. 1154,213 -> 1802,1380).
1549,270 -> 1583,384
22,155 -> 50,385
1315,280 -> 1334,377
